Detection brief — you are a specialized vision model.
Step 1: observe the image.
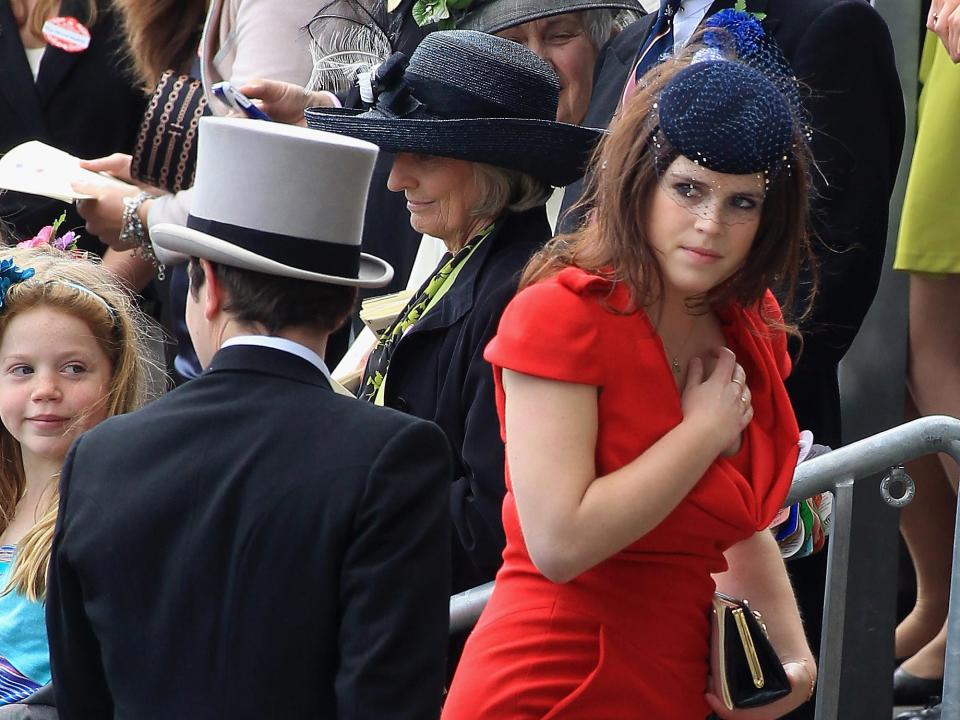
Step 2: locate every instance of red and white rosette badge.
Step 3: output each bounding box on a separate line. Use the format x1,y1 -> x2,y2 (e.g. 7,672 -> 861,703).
41,17 -> 91,53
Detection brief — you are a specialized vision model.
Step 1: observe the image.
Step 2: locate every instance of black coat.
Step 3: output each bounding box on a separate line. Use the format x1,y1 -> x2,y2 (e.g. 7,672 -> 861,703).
564,0 -> 905,448
0,0 -> 145,247
376,206 -> 551,594
46,345 -> 453,720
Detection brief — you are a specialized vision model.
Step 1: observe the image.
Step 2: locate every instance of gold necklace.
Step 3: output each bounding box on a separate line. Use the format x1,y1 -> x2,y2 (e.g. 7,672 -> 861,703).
661,342 -> 684,376
657,318 -> 698,377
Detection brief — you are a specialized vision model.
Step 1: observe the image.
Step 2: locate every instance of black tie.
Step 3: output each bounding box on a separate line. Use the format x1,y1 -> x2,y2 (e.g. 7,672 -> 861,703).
634,0 -> 685,84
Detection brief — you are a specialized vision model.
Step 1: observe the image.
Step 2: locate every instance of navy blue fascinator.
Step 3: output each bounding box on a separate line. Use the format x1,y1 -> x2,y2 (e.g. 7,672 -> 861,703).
644,10 -> 807,180
701,10 -> 806,135
658,60 -> 794,176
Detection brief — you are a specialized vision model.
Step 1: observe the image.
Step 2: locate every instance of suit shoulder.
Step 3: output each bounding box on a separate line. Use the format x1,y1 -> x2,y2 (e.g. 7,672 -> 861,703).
367,414 -> 452,486
329,391 -> 444,442
361,407 -> 452,491
821,0 -> 891,37
64,382 -> 190,463
786,0 -> 889,39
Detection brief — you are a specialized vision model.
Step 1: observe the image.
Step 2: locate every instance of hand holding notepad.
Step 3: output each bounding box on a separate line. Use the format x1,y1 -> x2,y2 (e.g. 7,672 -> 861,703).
359,290 -> 414,333
0,141 -> 135,203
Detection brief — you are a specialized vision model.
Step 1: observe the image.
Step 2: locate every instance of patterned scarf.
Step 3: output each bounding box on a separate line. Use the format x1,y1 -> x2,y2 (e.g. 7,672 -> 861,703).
361,224 -> 494,404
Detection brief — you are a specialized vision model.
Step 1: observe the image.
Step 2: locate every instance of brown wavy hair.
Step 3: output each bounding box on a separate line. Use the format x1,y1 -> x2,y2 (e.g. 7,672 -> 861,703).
0,247 -> 155,600
11,0 -> 98,36
110,0 -> 209,89
524,54 -> 816,331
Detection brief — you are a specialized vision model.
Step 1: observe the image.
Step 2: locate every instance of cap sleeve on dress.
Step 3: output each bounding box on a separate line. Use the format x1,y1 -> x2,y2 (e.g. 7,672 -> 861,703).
484,271 -> 605,386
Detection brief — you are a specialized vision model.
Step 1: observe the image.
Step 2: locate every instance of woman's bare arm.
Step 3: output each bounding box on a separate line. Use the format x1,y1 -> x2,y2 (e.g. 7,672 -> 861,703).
504,347 -> 751,583
707,530 -> 816,720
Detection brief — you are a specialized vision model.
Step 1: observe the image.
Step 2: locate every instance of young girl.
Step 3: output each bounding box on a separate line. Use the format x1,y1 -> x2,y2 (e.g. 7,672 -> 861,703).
0,246 -> 152,704
443,41 -> 818,720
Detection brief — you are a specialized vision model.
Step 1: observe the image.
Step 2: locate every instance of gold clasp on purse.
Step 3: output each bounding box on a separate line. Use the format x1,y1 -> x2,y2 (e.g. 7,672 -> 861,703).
732,606 -> 765,689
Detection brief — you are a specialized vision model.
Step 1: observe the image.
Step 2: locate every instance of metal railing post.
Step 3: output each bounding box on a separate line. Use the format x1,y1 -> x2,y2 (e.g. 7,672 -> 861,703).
813,477 -> 855,720
449,582 -> 494,635
939,439 -> 960,720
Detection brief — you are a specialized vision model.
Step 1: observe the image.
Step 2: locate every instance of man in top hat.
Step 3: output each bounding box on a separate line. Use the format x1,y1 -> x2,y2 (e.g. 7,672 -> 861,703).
560,2 -> 904,719
44,117 -> 453,720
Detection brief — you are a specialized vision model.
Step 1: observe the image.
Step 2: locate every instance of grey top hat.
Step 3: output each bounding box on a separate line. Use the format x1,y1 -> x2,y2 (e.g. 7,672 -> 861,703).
150,118 -> 394,288
456,0 -> 644,36
305,30 -> 602,187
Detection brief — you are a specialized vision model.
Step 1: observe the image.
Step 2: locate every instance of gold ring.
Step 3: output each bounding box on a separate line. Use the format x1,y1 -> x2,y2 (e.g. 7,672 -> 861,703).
731,378 -> 744,390
740,394 -> 748,404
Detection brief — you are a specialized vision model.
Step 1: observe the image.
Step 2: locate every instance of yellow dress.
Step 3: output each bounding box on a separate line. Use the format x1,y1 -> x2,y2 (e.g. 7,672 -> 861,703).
895,32 -> 960,274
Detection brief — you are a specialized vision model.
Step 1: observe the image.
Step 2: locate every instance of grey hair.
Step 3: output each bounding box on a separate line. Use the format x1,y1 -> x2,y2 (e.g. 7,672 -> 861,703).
579,9 -> 642,50
471,163 -> 553,218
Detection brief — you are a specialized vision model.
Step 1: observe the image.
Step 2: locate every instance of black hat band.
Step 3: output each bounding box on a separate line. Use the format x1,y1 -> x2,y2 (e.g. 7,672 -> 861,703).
374,71 -> 551,123
186,215 -> 360,277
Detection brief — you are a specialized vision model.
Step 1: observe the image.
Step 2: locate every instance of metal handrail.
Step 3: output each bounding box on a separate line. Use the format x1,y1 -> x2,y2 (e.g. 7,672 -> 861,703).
448,415 -> 960,720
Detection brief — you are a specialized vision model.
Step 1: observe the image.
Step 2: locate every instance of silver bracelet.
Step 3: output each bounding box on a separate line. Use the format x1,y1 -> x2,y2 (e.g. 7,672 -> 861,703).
120,192 -> 165,281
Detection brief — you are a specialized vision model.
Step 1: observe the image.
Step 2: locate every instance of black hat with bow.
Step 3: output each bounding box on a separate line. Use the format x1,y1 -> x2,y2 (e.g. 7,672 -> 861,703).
304,30 -> 603,187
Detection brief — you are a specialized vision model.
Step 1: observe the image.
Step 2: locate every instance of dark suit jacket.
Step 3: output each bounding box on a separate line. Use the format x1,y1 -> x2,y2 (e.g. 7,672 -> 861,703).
46,345 -> 453,720
375,206 -> 550,594
0,0 -> 145,246
563,0 -> 905,447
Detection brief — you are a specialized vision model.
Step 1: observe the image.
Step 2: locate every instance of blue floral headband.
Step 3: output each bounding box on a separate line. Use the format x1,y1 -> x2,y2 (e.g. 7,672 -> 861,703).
0,257 -> 117,322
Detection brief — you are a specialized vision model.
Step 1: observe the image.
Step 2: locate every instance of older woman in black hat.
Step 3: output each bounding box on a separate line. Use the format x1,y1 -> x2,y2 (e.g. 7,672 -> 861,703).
306,30 -> 600,595
241,1 -> 642,131
454,0 -> 643,126
453,0 -> 644,230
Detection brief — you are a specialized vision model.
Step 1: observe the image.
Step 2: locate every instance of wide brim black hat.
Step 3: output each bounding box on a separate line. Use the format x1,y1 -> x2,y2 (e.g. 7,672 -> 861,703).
456,0 -> 644,35
305,107 -> 602,187
305,30 -> 603,188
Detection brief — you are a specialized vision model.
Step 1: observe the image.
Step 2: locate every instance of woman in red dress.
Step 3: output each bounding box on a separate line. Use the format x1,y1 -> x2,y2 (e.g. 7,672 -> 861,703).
442,42 -> 819,720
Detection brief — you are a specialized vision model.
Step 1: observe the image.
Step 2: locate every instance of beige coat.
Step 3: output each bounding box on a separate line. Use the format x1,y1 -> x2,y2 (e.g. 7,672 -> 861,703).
150,0 -> 317,261
201,0 -> 316,113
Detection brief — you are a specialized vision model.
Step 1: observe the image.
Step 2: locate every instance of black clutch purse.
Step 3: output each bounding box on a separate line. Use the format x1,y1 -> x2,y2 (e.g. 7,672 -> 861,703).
130,70 -> 209,193
710,592 -> 791,710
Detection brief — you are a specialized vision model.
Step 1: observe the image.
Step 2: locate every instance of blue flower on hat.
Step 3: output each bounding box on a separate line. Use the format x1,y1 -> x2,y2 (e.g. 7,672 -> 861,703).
697,6 -> 806,150
0,257 -> 36,309
704,9 -> 765,57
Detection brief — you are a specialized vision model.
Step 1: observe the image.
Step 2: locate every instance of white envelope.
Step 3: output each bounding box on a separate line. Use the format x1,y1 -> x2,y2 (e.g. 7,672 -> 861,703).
0,140 -> 133,202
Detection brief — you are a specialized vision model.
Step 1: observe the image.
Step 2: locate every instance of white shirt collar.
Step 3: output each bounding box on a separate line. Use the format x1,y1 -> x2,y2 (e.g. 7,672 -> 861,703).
673,0 -> 715,52
221,335 -> 332,381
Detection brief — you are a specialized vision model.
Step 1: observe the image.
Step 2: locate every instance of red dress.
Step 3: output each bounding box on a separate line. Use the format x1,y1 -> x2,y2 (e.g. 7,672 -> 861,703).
442,267 -> 799,720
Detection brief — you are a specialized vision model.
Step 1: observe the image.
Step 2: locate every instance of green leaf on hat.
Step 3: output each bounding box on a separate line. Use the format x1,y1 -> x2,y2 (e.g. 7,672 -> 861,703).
412,0 -> 450,26
733,0 -> 766,20
411,0 -> 474,27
